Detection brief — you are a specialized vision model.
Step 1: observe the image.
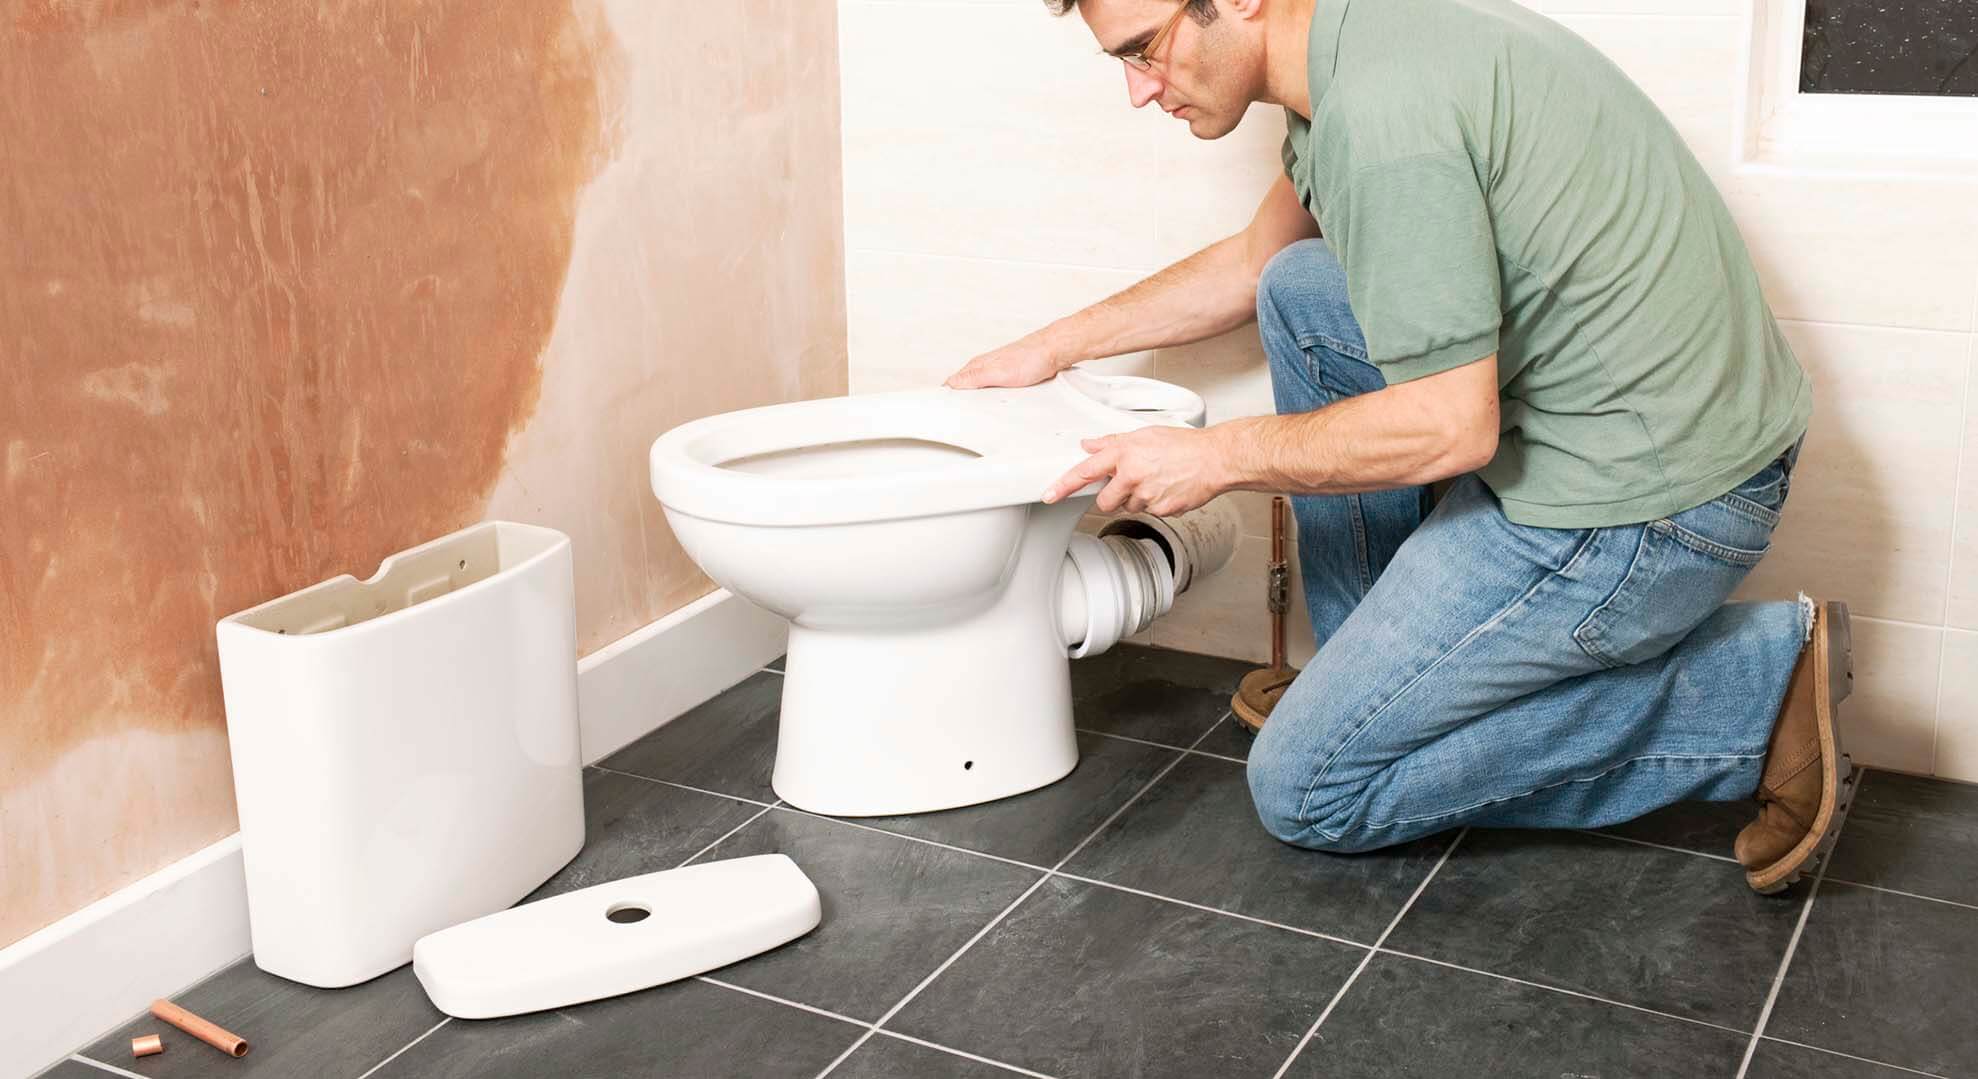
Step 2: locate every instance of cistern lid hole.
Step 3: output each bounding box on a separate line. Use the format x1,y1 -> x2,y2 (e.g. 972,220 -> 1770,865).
606,902 -> 650,924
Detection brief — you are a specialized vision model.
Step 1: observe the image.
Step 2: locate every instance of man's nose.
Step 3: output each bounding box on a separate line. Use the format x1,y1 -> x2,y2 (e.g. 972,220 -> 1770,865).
1125,65 -> 1164,109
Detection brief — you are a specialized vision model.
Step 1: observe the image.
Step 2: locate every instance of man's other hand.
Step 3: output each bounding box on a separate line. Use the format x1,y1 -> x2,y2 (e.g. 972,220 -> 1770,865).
1041,426 -> 1233,516
945,337 -> 1062,389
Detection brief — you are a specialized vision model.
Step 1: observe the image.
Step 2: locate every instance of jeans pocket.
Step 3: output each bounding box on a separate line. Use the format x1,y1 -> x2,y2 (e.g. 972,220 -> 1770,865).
1719,450 -> 1794,524
1572,495 -> 1777,669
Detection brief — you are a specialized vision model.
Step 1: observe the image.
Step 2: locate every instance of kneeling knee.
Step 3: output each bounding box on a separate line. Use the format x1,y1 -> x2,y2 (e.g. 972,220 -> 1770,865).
1247,749 -> 1362,852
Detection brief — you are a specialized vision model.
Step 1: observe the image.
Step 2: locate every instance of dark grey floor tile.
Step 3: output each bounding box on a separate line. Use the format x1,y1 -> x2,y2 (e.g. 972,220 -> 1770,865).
890,875 -> 1361,1079
848,732 -> 1177,867
1766,880 -> 1978,1076
1597,798 -> 1752,859
599,670 -> 781,801
1746,1039 -> 1928,1078
687,809 -> 1041,1021
32,1060 -> 112,1078
1190,714 -> 1254,760
1384,829 -> 1805,1028
82,961 -> 441,1079
1062,753 -> 1449,943
1826,770 -> 1978,907
1289,953 -> 1747,1078
521,768 -> 765,903
766,654 -> 785,671
1070,644 -> 1248,747
832,1034 -> 1028,1079
369,978 -> 859,1079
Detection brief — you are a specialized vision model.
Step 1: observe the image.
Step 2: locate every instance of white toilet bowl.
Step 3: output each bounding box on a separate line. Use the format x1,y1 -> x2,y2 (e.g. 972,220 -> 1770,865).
648,369 -> 1228,816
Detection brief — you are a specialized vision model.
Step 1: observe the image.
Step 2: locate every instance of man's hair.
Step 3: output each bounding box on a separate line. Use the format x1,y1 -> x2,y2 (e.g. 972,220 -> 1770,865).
1046,0 -> 1220,25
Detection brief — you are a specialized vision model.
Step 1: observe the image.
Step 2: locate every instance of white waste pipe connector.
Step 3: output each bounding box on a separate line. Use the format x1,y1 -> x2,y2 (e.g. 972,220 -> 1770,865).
1055,499 -> 1243,657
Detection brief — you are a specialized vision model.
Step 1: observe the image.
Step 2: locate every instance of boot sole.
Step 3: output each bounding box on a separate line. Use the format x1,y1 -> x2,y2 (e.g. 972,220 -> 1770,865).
1230,667 -> 1299,737
1747,601 -> 1857,895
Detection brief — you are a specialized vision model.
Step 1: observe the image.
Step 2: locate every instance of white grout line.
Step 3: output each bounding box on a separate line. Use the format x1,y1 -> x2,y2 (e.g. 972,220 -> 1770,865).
1819,877 -> 1978,912
1932,324 -> 1977,773
1049,871 -> 1370,952
352,1017 -> 451,1079
690,975 -> 1062,1077
1077,726 -> 1250,765
1759,1035 -> 1956,1078
1734,856 -> 1835,1076
67,1057 -> 147,1079
695,977 -> 870,1028
588,766 -> 778,809
872,1029 -> 1065,1078
814,731 -> 1206,1079
1580,827 -> 1742,863
1268,827 -> 1467,1079
763,664 -> 784,675
1373,948 -> 1754,1039
809,877 -> 1049,1078
678,802 -> 782,868
772,806 -> 1054,874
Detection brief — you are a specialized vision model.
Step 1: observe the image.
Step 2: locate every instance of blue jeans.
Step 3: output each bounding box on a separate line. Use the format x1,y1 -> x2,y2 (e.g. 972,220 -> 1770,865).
1245,239 -> 1811,853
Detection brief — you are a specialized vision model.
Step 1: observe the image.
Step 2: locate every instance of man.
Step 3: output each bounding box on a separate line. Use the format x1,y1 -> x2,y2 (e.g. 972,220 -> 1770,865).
945,0 -> 1853,895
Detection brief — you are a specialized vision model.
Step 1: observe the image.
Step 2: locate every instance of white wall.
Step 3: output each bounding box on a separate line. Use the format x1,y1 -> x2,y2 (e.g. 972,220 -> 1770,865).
837,0 -> 1978,780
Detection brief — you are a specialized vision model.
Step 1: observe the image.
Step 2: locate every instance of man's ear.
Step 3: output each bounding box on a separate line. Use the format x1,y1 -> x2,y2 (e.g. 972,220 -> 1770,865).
1223,0 -> 1267,21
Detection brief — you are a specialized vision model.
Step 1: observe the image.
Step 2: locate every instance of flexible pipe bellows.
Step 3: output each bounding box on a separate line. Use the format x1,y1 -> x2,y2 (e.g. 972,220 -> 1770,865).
1055,500 -> 1241,657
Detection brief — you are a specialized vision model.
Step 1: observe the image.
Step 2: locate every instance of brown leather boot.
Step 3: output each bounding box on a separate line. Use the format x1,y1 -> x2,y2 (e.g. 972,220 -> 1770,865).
1736,600 -> 1857,894
1231,666 -> 1298,736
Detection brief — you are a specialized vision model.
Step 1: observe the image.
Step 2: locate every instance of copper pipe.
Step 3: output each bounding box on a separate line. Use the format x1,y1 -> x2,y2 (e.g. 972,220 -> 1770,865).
1269,496 -> 1289,670
131,1034 -> 164,1058
150,998 -> 250,1058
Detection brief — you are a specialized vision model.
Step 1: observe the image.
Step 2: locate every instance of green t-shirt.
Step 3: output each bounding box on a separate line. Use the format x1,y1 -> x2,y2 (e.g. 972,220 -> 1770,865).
1281,0 -> 1811,528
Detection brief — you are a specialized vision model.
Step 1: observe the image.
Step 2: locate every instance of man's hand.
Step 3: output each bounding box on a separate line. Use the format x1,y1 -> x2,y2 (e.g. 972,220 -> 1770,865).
945,336 -> 1063,389
1042,426 -> 1235,516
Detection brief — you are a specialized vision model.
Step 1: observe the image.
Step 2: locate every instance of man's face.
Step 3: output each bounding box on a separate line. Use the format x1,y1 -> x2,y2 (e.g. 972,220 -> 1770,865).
1080,0 -> 1248,140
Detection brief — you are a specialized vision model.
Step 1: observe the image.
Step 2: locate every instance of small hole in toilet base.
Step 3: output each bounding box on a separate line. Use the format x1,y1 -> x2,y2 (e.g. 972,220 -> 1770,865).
606,903 -> 650,924
963,761 -> 974,770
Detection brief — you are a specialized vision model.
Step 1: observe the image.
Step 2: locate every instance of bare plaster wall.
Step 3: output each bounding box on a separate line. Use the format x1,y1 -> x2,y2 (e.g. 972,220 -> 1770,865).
0,0 -> 847,946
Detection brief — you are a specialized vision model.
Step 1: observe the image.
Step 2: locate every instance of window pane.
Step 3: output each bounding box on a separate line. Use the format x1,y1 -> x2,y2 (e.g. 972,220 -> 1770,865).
1801,0 -> 1978,97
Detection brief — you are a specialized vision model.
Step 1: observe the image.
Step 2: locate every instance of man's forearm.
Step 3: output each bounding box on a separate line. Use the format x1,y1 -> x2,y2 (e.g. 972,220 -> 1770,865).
1214,359 -> 1502,495
1033,235 -> 1262,368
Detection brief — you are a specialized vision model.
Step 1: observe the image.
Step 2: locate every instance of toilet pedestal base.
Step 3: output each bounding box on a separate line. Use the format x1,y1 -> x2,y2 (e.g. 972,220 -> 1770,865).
771,613 -> 1080,817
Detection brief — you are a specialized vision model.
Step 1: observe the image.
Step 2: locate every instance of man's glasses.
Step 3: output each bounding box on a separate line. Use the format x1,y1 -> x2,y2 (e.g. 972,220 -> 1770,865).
1116,2 -> 1193,71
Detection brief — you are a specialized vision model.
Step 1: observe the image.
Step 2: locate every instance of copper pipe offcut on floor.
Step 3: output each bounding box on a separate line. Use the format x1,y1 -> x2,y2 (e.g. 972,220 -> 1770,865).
151,998 -> 251,1057
130,1034 -> 164,1058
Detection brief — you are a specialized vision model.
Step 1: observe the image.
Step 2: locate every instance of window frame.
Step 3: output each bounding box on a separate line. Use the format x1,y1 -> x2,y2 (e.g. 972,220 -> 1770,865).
1737,0 -> 1978,175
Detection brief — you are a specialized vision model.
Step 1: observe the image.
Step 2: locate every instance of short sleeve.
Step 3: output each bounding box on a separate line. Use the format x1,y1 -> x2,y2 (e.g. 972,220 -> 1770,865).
1328,151 -> 1502,383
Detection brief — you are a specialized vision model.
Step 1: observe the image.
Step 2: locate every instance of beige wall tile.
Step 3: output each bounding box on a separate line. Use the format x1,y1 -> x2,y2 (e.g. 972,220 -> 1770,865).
1936,629 -> 1978,782
1845,616 -> 1943,775
839,0 -> 1286,272
1548,14 -> 1743,171
1153,534 -> 1275,664
1948,338 -> 1978,630
846,250 -> 1151,393
1537,0 -> 1737,14
1715,172 -> 1978,333
1734,320 -> 1968,625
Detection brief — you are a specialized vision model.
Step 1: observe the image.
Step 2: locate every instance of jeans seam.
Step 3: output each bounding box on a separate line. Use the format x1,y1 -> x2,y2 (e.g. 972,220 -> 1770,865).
1294,331 -> 1369,363
1718,491 -> 1782,527
1292,526 -> 1604,826
1315,751 -> 1769,840
1650,518 -> 1769,566
1571,525 -> 1650,670
1347,496 -> 1373,593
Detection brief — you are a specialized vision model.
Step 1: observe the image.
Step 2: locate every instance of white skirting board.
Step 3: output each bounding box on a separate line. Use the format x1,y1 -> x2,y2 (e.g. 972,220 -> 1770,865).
577,587 -> 788,764
0,834 -> 251,1079
0,588 -> 786,1079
